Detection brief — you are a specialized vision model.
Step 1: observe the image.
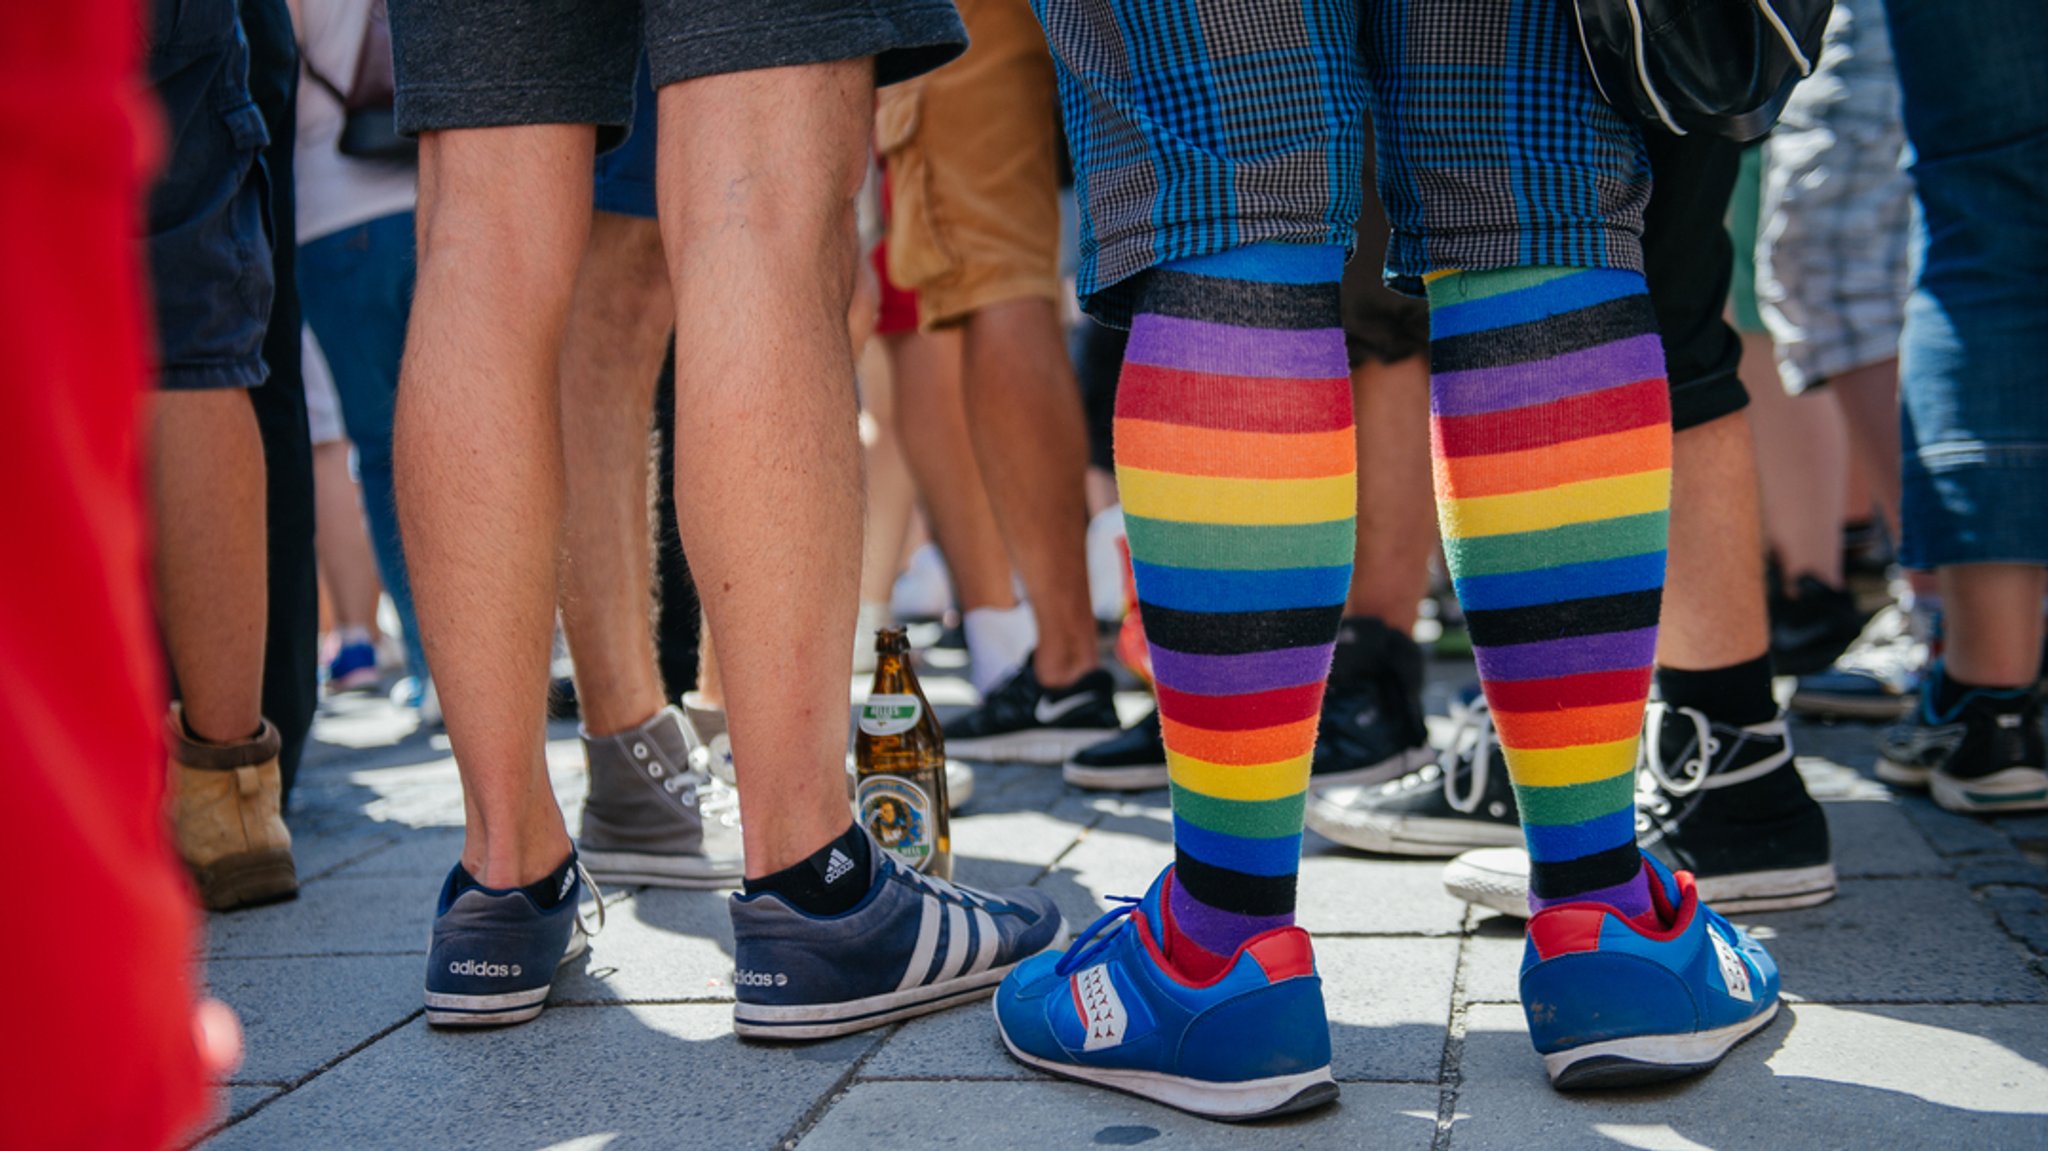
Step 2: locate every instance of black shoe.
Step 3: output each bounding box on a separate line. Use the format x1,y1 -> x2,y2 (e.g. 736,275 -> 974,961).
1637,704 -> 1836,912
1305,699 -> 1522,856
1877,666 -> 2048,814
1769,573 -> 1867,677
943,655 -> 1121,765
1063,710 -> 1167,791
1312,617 -> 1432,787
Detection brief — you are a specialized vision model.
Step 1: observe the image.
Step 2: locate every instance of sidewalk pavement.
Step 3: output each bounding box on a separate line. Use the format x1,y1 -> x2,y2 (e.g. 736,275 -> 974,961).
190,653 -> 2048,1150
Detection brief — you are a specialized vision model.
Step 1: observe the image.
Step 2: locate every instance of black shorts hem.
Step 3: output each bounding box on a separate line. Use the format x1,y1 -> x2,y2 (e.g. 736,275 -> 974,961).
647,11 -> 964,89
396,83 -> 635,138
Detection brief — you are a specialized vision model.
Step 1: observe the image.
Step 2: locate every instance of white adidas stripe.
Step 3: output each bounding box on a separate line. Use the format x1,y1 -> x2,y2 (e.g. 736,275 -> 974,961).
895,896 -> 943,994
934,903 -> 972,984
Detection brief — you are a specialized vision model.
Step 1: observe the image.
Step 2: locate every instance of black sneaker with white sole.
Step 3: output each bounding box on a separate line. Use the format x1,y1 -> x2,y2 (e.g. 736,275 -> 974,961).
1311,617 -> 1432,787
1636,704 -> 1835,911
1878,666 -> 2048,813
1063,709 -> 1168,790
1443,704 -> 1838,918
943,656 -> 1120,765
1305,699 -> 1522,856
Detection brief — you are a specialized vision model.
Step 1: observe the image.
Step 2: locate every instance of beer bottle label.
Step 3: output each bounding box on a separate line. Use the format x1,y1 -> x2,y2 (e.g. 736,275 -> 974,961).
857,775 -> 936,871
858,693 -> 922,737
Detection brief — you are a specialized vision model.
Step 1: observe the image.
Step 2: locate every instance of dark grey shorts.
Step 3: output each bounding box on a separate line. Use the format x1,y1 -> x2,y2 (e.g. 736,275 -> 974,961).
389,0 -> 966,139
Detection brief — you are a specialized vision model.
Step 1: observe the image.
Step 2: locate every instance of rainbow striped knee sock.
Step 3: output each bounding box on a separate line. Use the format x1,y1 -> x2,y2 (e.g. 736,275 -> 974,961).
1119,243 -> 1355,976
1427,266 -> 1670,916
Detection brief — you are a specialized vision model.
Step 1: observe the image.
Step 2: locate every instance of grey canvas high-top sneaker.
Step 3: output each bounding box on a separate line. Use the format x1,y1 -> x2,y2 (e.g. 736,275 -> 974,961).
578,705 -> 743,887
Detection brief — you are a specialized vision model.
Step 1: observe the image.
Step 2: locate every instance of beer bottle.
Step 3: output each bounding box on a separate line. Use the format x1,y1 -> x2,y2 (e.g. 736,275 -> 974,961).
854,626 -> 952,879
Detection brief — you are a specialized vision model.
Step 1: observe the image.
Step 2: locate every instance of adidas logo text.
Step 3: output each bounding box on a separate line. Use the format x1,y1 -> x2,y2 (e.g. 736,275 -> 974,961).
733,969 -> 788,988
823,848 -> 856,886
448,960 -> 524,978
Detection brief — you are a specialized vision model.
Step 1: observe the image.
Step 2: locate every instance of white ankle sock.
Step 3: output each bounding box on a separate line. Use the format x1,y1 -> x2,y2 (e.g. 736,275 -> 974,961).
964,603 -> 1037,696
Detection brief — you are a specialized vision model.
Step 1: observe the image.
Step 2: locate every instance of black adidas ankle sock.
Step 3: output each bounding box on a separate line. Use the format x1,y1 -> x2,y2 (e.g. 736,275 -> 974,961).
453,854 -> 578,910
1657,653 -> 1778,728
744,822 -> 873,916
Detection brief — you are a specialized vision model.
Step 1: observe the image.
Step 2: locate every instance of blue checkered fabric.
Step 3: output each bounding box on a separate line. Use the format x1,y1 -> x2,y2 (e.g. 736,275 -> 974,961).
1036,0 -> 1654,321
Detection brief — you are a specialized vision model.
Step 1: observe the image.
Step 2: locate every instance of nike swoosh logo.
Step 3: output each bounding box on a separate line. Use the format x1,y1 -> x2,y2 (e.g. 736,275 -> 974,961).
1034,693 -> 1100,725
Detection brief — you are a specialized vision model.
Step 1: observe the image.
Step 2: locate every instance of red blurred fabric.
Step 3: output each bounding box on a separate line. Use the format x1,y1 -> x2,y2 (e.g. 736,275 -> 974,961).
0,4 -> 210,1148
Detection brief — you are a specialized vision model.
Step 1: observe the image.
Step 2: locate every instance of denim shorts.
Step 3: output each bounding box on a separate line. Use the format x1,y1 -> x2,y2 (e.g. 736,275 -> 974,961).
143,0 -> 275,391
1889,0 -> 2048,568
1035,0 -> 1652,324
389,0 -> 966,141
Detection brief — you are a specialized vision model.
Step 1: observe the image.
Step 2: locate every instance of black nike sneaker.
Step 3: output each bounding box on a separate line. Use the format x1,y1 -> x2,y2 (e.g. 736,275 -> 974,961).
943,655 -> 1121,765
1063,709 -> 1168,791
1637,704 -> 1836,911
1305,698 -> 1522,856
1770,573 -> 1867,677
1878,665 -> 2048,814
1312,617 -> 1432,787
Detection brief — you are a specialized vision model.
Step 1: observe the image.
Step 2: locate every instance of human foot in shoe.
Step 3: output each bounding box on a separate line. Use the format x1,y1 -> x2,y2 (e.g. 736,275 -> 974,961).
729,832 -> 1065,1040
994,866 -> 1338,1122
1305,698 -> 1521,856
1879,665 -> 2048,812
942,654 -> 1120,764
424,855 -> 602,1027
1063,709 -> 1167,791
1311,617 -> 1431,787
578,705 -> 743,888
1523,855 -> 1780,1089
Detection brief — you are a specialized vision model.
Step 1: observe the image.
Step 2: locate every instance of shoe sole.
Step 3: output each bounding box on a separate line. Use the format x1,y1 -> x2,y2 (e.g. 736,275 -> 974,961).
1787,690 -> 1913,721
1931,767 -> 2048,813
579,849 -> 744,890
425,927 -> 589,1028
1305,803 -> 1523,858
1062,760 -> 1168,791
191,850 -> 299,912
997,1016 -> 1339,1122
1545,1000 -> 1780,1090
1445,862 -> 1840,920
950,728 -> 1121,766
732,924 -> 1071,1041
1875,757 -> 1932,789
1308,746 -> 1435,790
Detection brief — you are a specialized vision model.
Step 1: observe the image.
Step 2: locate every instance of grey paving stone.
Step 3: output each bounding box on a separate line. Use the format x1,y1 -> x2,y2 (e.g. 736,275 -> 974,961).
859,937 -> 1456,1086
1461,923 -> 1529,1005
202,1005 -> 881,1150
1754,877 -> 2048,1003
323,827 -> 467,879
1825,799 -> 1946,878
205,954 -> 423,1083
552,889 -> 738,1004
1451,1002 -> 2048,1151
798,1080 -> 1440,1151
183,1086 -> 282,1148
1296,851 -> 1471,937
1957,858 -> 2048,890
204,875 -> 438,959
1900,797 -> 2022,858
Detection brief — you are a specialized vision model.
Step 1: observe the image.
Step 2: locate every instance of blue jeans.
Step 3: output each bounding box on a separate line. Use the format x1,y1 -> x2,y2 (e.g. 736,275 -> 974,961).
298,212 -> 427,678
1887,0 -> 2048,567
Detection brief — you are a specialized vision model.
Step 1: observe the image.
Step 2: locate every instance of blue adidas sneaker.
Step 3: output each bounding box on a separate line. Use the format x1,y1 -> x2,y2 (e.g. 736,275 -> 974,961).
1522,854 -> 1780,1089
993,866 -> 1338,1121
424,858 -> 602,1027
729,839 -> 1066,1040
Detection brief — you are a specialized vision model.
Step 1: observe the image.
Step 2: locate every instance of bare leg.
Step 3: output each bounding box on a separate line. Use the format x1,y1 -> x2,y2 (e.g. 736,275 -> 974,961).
1829,356 -> 1902,540
558,211 -> 674,738
1743,333 -> 1849,589
1660,412 -> 1771,669
659,61 -> 871,876
962,297 -> 1098,684
151,389 -> 267,744
859,338 -> 919,609
1345,355 -> 1434,633
1942,564 -> 2048,688
398,126 -> 591,888
890,328 -> 1016,613
311,439 -> 383,639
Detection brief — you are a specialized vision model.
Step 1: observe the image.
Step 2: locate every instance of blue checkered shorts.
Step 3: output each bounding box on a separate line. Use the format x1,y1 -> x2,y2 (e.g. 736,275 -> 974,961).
1035,0 -> 1653,323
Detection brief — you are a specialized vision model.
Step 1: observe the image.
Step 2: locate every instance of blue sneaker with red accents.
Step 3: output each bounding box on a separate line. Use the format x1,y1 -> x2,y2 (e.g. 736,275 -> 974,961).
1522,854 -> 1780,1089
993,866 -> 1337,1121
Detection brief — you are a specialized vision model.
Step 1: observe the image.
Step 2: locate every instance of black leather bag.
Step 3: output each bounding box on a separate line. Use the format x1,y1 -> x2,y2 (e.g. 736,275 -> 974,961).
1570,0 -> 1834,141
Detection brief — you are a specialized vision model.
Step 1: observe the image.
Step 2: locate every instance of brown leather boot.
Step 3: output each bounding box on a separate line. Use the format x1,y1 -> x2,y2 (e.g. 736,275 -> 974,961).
167,705 -> 297,910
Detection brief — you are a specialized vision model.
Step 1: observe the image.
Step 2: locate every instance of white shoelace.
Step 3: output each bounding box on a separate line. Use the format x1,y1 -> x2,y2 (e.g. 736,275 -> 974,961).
1440,698 -> 1497,815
